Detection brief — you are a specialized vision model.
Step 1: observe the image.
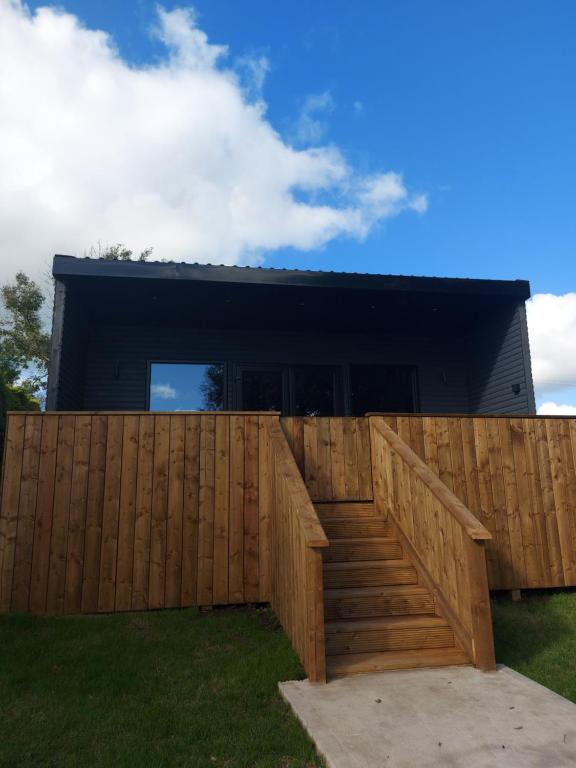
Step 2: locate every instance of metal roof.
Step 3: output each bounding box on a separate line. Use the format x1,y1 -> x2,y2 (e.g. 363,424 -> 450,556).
52,254 -> 531,299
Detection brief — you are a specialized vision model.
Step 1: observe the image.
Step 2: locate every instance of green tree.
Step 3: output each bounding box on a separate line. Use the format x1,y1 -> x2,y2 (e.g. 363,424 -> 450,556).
86,242 -> 153,261
0,272 -> 50,396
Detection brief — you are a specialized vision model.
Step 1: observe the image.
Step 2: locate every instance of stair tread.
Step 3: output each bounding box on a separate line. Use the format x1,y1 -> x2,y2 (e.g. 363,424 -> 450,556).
327,647 -> 470,677
324,558 -> 412,571
326,615 -> 447,633
326,537 -> 399,544
324,584 -> 431,599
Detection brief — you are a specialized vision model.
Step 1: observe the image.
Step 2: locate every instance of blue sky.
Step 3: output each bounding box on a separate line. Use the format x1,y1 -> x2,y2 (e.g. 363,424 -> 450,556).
3,0 -> 576,410
26,0 -> 576,292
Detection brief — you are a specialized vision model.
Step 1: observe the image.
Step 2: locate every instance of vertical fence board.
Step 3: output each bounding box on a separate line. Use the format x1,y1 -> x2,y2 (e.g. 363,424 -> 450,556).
131,415 -> 155,609
244,415 -> 259,601
0,415 -> 25,611
229,416 -> 245,603
115,415 -> 139,611
11,416 -> 42,612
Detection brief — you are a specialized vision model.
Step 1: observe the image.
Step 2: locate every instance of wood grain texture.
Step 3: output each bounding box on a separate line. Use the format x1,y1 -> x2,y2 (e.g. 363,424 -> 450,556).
375,415 -> 576,590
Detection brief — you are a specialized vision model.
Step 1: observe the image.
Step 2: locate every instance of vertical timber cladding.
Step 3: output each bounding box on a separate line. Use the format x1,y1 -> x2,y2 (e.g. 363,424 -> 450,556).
377,415 -> 576,591
281,417 -> 373,502
0,412 -> 275,615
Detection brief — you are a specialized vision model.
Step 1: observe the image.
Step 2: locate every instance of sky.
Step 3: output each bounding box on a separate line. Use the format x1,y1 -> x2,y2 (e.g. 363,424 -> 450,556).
1,0 -> 575,412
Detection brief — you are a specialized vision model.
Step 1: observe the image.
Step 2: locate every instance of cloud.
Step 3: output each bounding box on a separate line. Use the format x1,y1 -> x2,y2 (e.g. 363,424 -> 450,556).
151,383 -> 177,400
292,91 -> 335,145
527,293 -> 576,393
0,1 -> 427,283
537,401 -> 576,416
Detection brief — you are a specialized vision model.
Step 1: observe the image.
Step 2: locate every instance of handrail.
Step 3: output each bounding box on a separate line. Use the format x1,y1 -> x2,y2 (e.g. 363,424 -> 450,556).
369,416 -> 495,670
371,420 -> 491,541
267,420 -> 329,549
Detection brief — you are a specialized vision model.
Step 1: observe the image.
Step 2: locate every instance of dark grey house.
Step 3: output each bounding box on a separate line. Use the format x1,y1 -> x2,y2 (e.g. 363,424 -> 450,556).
46,255 -> 536,415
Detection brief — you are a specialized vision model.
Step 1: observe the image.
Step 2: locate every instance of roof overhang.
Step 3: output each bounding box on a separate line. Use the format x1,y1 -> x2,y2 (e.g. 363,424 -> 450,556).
52,255 -> 531,300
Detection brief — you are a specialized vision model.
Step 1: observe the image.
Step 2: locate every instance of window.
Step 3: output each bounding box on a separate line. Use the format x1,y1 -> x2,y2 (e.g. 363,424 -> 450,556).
149,363 -> 225,411
239,367 -> 285,411
350,365 -> 417,415
292,366 -> 338,416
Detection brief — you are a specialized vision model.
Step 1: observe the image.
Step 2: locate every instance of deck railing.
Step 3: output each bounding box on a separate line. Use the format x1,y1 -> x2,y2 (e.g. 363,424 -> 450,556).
369,417 -> 496,670
265,418 -> 329,682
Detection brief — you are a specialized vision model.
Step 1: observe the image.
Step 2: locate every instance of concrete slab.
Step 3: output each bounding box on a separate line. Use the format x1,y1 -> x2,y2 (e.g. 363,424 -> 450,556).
280,665 -> 576,768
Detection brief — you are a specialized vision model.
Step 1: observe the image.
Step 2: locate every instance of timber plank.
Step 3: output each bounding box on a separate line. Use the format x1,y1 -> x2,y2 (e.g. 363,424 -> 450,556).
181,415 -> 200,606
343,418 -> 360,500
165,415 -> 185,608
98,414 -> 124,612
11,416 -> 42,612
258,416 -> 272,602
148,415 -> 170,609
212,415 -> 230,604
197,414 -> 216,604
131,415 -> 155,609
46,415 -> 76,614
228,415 -> 245,603
114,415 -> 139,611
63,415 -> 92,614
81,415 -> 107,613
243,414 -> 259,601
0,414 -> 26,612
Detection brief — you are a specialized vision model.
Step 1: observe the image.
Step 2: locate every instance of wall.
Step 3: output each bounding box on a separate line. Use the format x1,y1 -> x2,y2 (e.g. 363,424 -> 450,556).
468,302 -> 536,414
81,323 -> 471,413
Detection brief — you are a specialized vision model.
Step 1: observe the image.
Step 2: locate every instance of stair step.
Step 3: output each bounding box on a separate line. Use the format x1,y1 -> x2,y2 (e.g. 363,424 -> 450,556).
324,585 -> 435,620
325,615 -> 455,655
322,519 -> 393,539
327,647 -> 470,678
315,502 -> 377,520
323,559 -> 418,589
323,538 -> 402,563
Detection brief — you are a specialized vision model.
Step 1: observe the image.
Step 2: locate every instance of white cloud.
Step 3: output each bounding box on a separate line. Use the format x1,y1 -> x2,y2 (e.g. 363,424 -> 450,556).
292,91 -> 335,145
527,293 -> 576,393
151,383 -> 177,400
0,2 -> 427,284
537,401 -> 576,416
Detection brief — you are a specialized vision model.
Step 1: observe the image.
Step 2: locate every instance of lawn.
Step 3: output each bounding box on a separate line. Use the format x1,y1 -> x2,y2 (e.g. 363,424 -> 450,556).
0,606 -> 321,768
492,589 -> 576,703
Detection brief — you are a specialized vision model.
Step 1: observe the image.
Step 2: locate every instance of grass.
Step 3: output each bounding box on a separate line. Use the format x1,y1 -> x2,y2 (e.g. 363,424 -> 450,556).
0,606 -> 321,768
492,589 -> 576,702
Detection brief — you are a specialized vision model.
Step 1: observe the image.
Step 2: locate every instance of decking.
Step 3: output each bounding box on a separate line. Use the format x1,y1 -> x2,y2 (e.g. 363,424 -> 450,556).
1,412 -> 576,682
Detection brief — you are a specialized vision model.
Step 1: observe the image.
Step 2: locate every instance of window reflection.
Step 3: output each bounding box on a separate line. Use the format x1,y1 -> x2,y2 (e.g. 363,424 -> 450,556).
149,363 -> 225,411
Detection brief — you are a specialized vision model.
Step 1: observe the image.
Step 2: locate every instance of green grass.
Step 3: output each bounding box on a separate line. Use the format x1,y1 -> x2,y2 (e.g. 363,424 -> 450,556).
0,606 -> 321,768
493,589 -> 576,702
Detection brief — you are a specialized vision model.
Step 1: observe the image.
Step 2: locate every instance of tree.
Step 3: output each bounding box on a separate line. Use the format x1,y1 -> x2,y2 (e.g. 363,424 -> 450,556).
86,242 -> 153,261
0,272 -> 50,396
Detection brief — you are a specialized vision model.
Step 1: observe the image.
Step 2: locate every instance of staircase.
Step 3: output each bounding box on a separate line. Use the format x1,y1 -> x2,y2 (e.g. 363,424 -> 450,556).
317,502 -> 470,678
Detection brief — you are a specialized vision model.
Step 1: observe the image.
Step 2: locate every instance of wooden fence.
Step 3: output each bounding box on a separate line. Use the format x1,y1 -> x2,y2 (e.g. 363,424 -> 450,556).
370,418 -> 495,669
0,412 -> 280,615
267,419 -> 328,682
375,414 -> 576,591
281,417 -> 372,501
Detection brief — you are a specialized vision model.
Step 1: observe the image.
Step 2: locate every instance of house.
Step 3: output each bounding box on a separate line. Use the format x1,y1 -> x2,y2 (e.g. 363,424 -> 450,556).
2,256 -> 575,683
46,255 -> 535,415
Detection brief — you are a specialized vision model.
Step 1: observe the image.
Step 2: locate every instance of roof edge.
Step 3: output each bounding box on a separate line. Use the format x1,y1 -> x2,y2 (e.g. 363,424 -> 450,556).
52,255 -> 531,299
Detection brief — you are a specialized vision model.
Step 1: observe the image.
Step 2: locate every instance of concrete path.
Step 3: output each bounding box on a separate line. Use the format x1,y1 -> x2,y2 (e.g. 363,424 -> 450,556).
280,665 -> 576,767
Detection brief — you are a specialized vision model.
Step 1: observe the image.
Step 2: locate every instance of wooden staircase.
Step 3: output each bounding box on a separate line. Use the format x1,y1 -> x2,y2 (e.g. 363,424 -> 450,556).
317,502 -> 470,678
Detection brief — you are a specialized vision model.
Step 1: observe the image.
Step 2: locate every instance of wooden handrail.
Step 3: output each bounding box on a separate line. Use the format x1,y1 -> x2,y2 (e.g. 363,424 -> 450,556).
267,420 -> 329,549
371,420 -> 491,541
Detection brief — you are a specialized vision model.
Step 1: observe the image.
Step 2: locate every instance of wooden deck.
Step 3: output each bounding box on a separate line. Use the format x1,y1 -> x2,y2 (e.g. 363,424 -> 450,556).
1,411 -> 576,681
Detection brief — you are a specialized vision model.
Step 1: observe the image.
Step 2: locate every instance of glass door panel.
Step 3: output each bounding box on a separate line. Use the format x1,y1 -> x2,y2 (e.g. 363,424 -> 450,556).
239,367 -> 286,411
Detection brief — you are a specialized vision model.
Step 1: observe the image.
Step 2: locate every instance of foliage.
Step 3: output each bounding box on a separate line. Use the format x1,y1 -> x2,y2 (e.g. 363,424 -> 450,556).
492,590 -> 576,703
0,272 -> 50,396
0,374 -> 40,461
86,242 -> 153,261
200,363 -> 226,410
0,606 -> 321,768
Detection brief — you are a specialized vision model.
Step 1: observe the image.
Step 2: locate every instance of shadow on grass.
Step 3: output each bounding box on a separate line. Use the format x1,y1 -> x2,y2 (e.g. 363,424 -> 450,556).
492,588 -> 576,669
